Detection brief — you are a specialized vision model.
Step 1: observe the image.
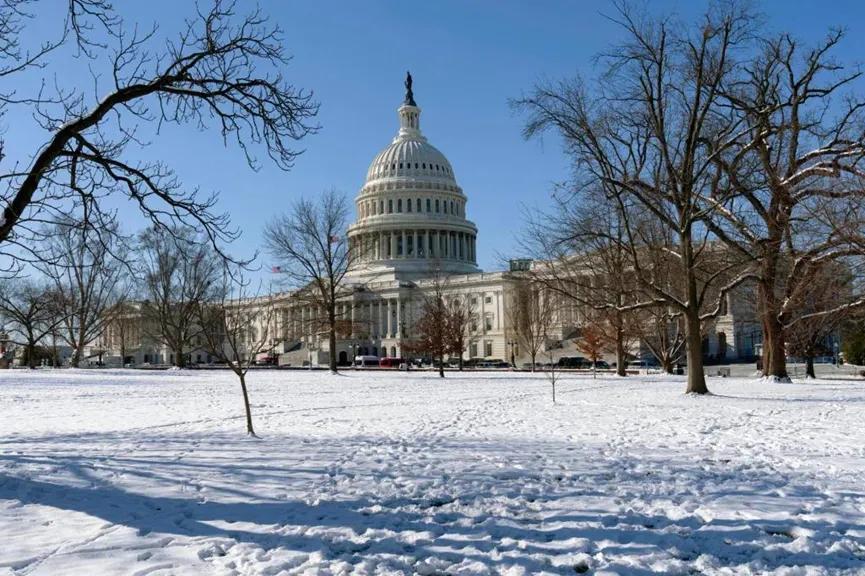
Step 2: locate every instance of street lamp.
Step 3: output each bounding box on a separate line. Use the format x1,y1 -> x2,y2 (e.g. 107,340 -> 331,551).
507,339 -> 516,368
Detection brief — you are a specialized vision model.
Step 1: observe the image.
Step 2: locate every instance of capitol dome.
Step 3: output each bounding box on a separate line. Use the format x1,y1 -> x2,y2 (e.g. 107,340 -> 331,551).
347,74 -> 479,281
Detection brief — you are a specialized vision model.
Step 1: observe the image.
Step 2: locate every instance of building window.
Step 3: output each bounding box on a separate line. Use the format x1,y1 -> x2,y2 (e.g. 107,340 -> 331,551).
416,198 -> 421,212
406,199 -> 412,212
470,343 -> 478,357
485,314 -> 493,331
397,199 -> 402,213
397,235 -> 403,256
407,235 -> 413,256
435,199 -> 440,213
380,200 -> 384,214
485,296 -> 492,304
388,200 -> 393,213
484,341 -> 492,357
426,198 -> 431,212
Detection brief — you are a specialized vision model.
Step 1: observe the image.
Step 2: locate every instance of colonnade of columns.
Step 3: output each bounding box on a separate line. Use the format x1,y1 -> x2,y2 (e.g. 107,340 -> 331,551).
282,298 -> 407,343
349,229 -> 476,263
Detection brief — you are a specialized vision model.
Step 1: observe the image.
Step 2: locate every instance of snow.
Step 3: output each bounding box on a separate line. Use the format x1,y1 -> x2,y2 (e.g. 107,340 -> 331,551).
0,369 -> 864,575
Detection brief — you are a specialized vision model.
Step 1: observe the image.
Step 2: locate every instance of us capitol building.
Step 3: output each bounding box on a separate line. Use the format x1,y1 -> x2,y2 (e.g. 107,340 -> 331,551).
274,76 -> 517,366
94,76 -> 755,368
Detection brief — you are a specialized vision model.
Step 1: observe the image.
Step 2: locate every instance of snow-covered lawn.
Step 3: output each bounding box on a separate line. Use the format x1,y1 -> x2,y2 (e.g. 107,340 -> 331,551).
1,370 -> 863,575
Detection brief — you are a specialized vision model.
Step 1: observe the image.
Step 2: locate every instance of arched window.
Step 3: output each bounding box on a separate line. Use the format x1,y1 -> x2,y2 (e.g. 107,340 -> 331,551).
407,199 -> 412,213
397,199 -> 402,213
426,198 -> 431,212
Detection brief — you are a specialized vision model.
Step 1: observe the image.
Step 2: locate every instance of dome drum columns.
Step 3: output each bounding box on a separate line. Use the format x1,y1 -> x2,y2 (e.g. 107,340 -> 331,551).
350,229 -> 477,264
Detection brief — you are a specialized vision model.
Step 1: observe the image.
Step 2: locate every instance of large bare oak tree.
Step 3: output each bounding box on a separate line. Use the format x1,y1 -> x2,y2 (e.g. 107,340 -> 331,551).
0,0 -> 317,274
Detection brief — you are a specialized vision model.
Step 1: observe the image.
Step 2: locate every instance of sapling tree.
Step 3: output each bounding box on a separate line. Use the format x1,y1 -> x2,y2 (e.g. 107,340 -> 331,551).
197,270 -> 276,436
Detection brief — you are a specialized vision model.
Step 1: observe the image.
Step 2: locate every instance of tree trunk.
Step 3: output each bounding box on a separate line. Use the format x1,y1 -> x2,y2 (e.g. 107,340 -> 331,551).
438,353 -> 445,378
70,348 -> 81,368
27,343 -> 36,369
615,329 -> 626,377
238,372 -> 256,436
758,251 -> 790,381
328,309 -> 338,374
761,308 -> 789,381
805,354 -> 815,379
458,355 -> 464,371
684,311 -> 708,394
661,357 -> 674,374
175,346 -> 185,368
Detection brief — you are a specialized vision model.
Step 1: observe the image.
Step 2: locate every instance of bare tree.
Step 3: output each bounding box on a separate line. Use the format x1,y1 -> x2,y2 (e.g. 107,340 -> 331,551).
405,274 -> 450,378
0,280 -> 66,368
513,3 -> 756,394
264,189 -> 354,373
0,1 -> 318,275
521,190 -> 647,377
506,277 -> 555,371
635,306 -> 685,374
786,262 -> 857,378
543,348 -> 560,404
36,220 -> 127,366
705,31 -> 865,381
446,294 -> 477,370
197,271 -> 276,436
139,227 -> 219,367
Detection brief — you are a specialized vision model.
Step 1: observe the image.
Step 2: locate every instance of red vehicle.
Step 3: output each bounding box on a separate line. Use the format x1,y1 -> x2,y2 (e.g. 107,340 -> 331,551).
378,357 -> 405,368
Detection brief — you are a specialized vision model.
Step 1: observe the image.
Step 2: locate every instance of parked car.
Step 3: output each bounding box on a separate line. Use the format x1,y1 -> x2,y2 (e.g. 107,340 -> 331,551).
591,360 -> 610,369
378,357 -> 405,368
254,353 -> 278,366
557,356 -> 589,369
354,355 -> 379,367
627,359 -> 658,370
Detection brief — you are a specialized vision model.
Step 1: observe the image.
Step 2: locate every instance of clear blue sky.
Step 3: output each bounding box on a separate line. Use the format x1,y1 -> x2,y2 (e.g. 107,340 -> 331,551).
9,1 -> 865,277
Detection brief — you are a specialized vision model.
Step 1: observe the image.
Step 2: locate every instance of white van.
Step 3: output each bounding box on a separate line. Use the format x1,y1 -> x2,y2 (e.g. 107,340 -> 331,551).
354,355 -> 379,368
